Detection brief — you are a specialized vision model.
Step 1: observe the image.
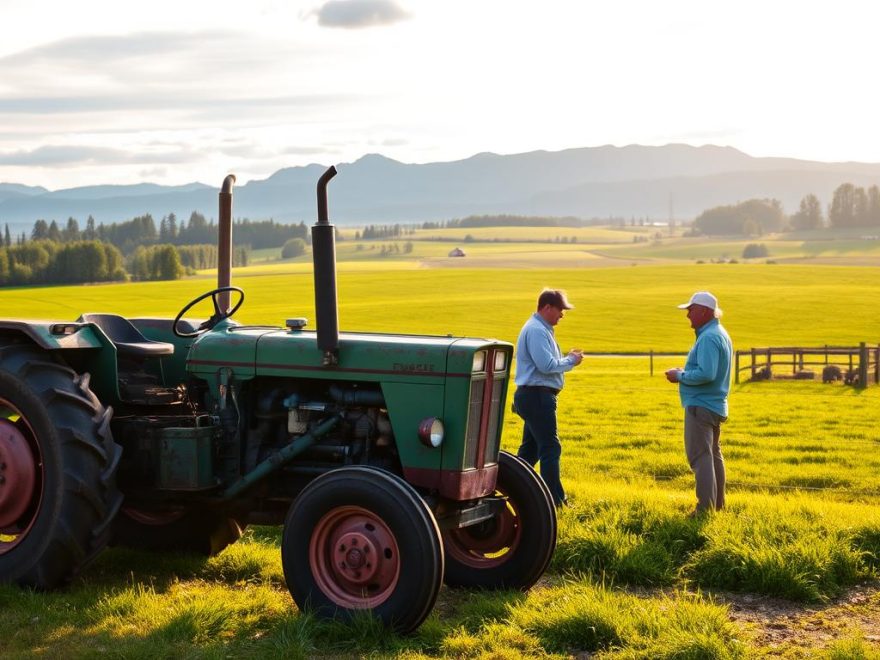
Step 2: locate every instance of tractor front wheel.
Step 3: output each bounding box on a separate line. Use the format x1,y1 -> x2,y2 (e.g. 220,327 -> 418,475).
442,451 -> 556,590
282,466 -> 443,633
0,345 -> 121,589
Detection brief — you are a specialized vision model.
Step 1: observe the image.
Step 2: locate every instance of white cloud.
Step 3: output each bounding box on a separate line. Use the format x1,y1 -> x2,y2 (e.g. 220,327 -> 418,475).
312,0 -> 411,29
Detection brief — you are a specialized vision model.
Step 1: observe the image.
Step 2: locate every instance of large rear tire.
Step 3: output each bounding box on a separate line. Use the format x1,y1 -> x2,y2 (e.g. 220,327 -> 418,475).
282,466 -> 443,633
0,344 -> 122,588
442,451 -> 556,589
111,505 -> 245,556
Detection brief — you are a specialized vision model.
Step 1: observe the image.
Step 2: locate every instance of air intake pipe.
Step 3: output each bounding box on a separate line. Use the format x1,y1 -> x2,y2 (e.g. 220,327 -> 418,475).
313,166 -> 339,366
218,174 -> 236,312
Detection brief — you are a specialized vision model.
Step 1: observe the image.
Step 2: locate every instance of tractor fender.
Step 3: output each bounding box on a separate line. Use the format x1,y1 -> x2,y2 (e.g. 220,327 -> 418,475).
0,320 -> 105,351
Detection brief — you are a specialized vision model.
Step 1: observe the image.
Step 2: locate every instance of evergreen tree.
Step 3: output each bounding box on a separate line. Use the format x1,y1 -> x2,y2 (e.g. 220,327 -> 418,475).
83,215 -> 97,240
63,217 -> 80,242
31,219 -> 49,241
47,220 -> 62,242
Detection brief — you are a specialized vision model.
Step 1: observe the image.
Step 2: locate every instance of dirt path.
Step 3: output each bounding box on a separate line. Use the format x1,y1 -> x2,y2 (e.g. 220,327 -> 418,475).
720,582 -> 880,656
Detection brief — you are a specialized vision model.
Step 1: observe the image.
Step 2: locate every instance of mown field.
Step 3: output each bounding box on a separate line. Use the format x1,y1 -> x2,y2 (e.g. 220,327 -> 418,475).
2,260 -> 880,658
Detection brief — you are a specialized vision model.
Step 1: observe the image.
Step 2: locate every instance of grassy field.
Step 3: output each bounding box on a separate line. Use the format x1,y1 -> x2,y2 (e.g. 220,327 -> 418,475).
5,264 -> 879,351
2,258 -> 880,657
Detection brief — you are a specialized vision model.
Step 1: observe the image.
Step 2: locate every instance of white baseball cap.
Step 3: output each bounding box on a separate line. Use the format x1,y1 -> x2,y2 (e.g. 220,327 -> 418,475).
677,291 -> 723,318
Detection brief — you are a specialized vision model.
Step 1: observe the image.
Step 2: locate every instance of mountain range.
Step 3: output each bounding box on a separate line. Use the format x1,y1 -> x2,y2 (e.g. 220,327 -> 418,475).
3,144 -> 880,233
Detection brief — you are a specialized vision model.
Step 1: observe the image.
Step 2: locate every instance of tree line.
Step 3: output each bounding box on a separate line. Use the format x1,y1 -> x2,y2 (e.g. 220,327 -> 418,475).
12,212 -> 308,254
0,239 -> 251,287
0,211 -> 298,286
693,183 -> 880,235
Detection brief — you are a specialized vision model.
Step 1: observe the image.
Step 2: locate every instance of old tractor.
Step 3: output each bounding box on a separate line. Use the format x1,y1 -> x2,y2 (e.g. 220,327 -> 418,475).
0,167 -> 556,632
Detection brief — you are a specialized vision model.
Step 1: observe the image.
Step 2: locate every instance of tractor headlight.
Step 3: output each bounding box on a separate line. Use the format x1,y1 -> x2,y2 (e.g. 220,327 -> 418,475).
418,417 -> 445,448
472,350 -> 487,372
494,350 -> 508,372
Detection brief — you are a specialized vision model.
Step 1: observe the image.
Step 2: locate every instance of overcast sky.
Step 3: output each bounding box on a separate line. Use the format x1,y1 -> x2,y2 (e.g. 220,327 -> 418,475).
1,0 -> 878,190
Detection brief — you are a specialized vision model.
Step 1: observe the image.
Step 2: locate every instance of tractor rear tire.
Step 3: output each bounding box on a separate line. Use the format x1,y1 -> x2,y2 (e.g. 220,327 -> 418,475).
111,506 -> 245,556
0,344 -> 122,589
442,451 -> 556,590
282,466 -> 444,633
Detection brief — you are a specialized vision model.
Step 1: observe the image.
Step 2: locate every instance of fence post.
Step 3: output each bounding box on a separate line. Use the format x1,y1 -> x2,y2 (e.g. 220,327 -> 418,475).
649,349 -> 654,377
876,344 -> 880,385
858,342 -> 868,389
750,348 -> 756,380
735,351 -> 740,384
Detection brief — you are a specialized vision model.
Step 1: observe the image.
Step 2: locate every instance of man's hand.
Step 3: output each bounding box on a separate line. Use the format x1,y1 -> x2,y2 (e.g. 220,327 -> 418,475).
568,349 -> 584,366
665,368 -> 682,383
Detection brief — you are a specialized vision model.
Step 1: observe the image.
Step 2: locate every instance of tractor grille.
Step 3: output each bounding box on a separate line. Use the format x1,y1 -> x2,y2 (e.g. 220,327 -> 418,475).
464,349 -> 508,470
482,379 -> 504,465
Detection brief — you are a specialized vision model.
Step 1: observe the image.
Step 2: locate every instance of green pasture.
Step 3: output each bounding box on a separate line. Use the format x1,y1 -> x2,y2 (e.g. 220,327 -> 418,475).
248,226 -> 880,271
2,262 -> 880,657
5,264 -> 879,352
409,225 -> 650,243
1,357 -> 877,657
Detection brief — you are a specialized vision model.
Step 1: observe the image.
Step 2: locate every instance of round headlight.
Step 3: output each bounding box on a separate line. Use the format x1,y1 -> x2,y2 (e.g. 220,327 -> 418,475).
418,417 -> 444,448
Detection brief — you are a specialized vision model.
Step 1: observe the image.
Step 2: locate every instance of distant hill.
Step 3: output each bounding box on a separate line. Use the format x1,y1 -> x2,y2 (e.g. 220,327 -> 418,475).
3,144 -> 880,232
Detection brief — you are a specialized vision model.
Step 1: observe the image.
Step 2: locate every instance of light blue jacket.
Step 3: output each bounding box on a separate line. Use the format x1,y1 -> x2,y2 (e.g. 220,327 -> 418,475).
679,318 -> 733,417
514,313 -> 577,389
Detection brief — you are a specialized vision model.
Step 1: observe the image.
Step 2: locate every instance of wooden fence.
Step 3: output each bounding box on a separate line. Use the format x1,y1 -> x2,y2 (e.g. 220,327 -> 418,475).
583,345 -> 880,388
734,343 -> 880,387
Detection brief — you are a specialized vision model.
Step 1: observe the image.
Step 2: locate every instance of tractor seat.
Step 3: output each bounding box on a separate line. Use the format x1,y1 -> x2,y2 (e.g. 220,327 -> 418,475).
78,313 -> 175,358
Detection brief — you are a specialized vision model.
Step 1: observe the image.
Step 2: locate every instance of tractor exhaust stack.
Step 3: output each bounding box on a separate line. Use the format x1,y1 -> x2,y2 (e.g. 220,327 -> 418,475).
313,165 -> 339,366
218,174 -> 236,312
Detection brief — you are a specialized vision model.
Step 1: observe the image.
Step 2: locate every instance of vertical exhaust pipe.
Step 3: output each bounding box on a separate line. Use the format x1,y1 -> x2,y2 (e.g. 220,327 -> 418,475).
218,174 -> 236,312
313,166 -> 339,366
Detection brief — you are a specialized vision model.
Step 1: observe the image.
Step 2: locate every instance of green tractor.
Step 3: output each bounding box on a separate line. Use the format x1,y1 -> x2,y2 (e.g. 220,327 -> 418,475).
0,167 -> 556,632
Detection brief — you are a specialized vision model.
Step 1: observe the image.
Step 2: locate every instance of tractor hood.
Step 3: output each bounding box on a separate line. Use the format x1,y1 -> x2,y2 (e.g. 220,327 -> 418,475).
186,325 -> 505,384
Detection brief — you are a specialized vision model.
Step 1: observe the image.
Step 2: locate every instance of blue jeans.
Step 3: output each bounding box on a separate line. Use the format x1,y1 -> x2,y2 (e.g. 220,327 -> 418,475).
513,386 -> 565,506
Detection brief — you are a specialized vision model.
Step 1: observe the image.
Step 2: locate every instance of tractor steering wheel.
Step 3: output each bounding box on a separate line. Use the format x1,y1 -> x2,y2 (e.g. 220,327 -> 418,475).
173,286 -> 245,338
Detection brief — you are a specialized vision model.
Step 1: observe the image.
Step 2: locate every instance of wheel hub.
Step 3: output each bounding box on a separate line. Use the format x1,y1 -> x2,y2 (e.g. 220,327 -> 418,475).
310,506 -> 401,608
0,419 -> 37,530
334,531 -> 377,583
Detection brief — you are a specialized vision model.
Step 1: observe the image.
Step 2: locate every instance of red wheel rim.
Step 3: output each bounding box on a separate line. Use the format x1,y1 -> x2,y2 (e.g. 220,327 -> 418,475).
309,505 -> 400,609
0,406 -> 43,552
444,496 -> 522,569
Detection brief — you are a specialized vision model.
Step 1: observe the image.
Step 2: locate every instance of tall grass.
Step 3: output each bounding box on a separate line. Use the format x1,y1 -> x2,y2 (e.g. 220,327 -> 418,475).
1,263 -> 879,656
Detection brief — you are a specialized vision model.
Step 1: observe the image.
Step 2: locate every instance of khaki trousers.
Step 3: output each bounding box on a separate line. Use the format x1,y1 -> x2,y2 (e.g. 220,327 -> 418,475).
684,405 -> 726,512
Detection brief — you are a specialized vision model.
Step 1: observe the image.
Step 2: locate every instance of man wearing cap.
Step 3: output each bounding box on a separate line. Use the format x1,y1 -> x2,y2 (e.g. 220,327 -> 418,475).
665,291 -> 732,515
513,288 -> 584,507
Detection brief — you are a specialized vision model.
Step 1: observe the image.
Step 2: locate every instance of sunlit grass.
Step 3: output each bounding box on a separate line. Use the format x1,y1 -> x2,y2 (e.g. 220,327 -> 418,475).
3,264 -> 880,352
2,260 -> 880,656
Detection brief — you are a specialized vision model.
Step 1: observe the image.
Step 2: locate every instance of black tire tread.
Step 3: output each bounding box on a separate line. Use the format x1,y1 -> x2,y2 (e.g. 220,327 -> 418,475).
0,344 -> 122,589
283,466 -> 444,633
442,451 -> 557,590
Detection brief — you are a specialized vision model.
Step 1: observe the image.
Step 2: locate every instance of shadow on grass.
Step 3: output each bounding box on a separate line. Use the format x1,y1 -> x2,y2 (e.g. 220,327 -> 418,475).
0,548 -> 535,658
